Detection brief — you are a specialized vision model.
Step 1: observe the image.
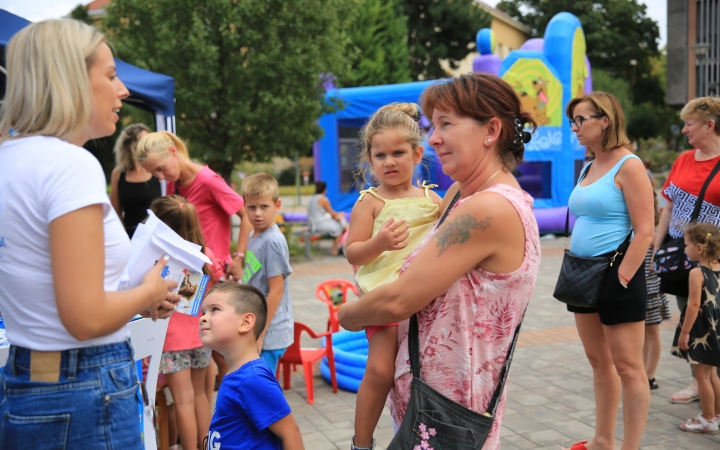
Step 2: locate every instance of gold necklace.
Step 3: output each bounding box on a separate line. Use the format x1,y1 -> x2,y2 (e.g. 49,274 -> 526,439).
476,169 -> 503,192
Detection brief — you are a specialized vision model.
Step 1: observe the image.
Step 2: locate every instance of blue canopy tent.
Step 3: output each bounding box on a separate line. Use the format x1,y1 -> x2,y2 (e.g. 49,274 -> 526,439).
0,9 -> 175,132
315,80 -> 441,212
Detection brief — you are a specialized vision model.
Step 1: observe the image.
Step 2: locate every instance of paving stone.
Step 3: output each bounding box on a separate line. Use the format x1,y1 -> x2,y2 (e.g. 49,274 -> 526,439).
521,429 -> 571,446
277,242 -> 720,449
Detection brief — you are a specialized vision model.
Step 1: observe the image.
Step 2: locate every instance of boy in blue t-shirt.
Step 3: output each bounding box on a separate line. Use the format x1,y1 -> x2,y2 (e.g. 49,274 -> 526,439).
200,283 -> 304,450
240,173 -> 294,372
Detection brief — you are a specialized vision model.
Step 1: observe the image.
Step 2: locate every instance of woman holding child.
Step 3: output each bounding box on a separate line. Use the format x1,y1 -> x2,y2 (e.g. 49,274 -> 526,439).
339,73 -> 541,449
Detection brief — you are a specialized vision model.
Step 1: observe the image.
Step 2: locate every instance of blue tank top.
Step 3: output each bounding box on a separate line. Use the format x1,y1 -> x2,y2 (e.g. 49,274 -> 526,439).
568,154 -> 638,257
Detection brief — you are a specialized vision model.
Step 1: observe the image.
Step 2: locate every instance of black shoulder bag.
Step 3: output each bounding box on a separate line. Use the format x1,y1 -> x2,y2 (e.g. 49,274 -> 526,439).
553,210 -> 631,308
387,189 -> 526,449
387,310 -> 526,449
552,165 -> 632,308
654,158 -> 720,296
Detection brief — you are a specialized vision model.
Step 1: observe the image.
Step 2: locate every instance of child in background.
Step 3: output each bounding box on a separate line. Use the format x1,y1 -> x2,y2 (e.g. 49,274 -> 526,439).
345,103 -> 442,450
200,283 -> 304,450
644,192 -> 671,390
240,173 -> 294,372
671,222 -> 720,434
150,195 -> 224,450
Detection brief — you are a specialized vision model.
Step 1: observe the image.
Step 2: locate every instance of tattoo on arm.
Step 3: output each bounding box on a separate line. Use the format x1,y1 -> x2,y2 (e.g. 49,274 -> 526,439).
434,214 -> 491,256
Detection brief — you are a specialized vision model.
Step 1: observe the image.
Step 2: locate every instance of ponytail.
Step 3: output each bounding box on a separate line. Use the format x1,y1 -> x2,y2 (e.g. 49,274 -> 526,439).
135,130 -> 190,163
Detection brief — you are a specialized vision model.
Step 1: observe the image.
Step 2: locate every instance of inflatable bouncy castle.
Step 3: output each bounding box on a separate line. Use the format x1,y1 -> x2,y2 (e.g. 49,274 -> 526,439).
315,12 -> 593,232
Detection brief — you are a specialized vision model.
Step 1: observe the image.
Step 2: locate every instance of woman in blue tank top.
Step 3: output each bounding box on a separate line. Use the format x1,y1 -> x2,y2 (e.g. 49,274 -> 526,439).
562,93 -> 655,450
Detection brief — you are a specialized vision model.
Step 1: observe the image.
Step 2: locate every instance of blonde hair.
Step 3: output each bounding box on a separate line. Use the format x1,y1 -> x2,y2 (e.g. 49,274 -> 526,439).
681,97 -> 720,135
150,195 -> 210,276
135,131 -> 190,163
242,173 -> 279,202
114,123 -> 150,172
685,222 -> 720,261
0,19 -> 105,145
566,92 -> 630,152
357,102 -> 424,184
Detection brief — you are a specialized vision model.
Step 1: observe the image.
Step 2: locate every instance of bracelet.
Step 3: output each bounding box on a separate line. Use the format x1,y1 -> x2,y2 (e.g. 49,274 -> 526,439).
618,273 -> 630,284
233,252 -> 245,259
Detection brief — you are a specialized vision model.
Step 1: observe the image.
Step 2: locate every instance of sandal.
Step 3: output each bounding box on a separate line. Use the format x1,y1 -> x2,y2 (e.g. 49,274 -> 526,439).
679,414 -> 720,434
669,388 -> 700,403
649,378 -> 659,390
562,442 -> 588,450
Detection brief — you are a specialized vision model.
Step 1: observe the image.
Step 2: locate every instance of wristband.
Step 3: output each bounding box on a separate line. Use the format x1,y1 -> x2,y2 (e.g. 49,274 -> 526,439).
234,252 -> 245,259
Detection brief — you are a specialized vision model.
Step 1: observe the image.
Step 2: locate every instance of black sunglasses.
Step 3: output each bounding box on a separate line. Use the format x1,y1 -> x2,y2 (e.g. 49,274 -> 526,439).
569,114 -> 605,128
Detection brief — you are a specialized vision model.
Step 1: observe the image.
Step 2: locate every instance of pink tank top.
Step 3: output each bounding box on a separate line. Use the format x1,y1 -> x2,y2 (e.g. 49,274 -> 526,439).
389,184 -> 541,450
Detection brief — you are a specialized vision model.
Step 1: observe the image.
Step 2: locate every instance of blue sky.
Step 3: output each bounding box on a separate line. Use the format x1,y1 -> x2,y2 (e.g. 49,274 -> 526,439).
0,0 -> 668,47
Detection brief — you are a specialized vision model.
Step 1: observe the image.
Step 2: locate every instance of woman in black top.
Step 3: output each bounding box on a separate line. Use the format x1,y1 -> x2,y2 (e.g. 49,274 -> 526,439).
110,123 -> 162,237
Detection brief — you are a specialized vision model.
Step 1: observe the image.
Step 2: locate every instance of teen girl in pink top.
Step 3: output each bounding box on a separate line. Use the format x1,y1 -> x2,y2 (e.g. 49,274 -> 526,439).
135,131 -> 252,281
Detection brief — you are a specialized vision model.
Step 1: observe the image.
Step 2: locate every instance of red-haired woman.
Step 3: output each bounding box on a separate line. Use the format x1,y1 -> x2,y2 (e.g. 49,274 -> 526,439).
338,73 -> 541,449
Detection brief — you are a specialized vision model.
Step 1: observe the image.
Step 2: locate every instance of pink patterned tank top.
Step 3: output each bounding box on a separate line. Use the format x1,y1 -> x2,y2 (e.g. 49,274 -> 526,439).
389,184 -> 541,450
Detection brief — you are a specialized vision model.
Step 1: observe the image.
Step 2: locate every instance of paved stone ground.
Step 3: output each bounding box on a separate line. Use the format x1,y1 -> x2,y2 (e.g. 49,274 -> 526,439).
279,236 -> 720,450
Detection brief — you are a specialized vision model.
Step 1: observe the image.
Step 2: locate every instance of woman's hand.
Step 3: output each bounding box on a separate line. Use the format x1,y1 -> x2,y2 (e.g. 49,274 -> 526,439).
140,256 -> 179,321
373,217 -> 409,252
337,303 -> 364,332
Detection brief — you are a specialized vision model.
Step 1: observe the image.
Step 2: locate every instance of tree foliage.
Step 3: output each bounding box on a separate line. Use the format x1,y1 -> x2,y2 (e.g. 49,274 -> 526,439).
103,0 -> 354,180
496,0 -> 662,105
402,0 -> 491,80
70,4 -> 93,25
340,0 -> 411,87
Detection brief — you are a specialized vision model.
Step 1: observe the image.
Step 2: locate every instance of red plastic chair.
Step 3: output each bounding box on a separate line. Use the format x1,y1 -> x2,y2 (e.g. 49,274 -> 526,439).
315,279 -> 359,332
277,322 -> 338,404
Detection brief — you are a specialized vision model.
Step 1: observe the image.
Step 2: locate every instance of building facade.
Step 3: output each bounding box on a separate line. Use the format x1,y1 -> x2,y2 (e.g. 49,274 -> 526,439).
667,0 -> 720,107
441,0 -> 531,76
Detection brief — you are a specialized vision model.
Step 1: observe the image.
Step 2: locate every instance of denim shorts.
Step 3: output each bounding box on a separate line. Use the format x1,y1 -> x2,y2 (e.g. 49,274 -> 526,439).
0,340 -> 143,450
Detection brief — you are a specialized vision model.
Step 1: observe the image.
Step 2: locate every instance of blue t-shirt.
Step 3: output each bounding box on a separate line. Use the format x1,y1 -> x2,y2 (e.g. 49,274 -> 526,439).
207,358 -> 291,450
568,154 -> 637,257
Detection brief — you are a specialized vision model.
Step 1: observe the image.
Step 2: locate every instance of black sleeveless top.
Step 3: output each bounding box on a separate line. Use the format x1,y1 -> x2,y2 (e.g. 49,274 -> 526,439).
118,171 -> 162,237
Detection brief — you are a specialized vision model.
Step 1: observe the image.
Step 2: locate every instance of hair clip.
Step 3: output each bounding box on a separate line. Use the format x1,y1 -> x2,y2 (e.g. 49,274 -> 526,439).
411,110 -> 422,123
513,118 -> 530,146
708,233 -> 712,237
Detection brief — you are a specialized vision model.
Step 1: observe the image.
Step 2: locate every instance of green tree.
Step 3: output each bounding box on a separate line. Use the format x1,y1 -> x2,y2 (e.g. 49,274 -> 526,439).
497,0 -> 662,106
103,0 -> 354,181
340,0 -> 411,87
591,69 -> 633,115
70,4 -> 93,25
402,0 -> 491,80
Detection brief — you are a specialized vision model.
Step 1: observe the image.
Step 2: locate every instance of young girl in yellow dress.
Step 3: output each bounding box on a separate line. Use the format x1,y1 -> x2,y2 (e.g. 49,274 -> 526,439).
345,103 -> 442,450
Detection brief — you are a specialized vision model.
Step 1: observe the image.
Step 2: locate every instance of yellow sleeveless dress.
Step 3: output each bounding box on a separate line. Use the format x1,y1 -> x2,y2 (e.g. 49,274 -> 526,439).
355,182 -> 439,294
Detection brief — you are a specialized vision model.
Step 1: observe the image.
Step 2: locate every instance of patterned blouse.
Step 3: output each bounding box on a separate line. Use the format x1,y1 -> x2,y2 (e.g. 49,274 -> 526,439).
389,184 -> 541,450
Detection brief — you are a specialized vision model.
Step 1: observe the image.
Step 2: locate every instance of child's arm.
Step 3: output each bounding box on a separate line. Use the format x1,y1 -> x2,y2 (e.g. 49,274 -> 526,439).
268,413 -> 305,450
345,196 -> 409,266
429,190 -> 443,209
679,267 -> 703,350
257,274 -> 284,351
